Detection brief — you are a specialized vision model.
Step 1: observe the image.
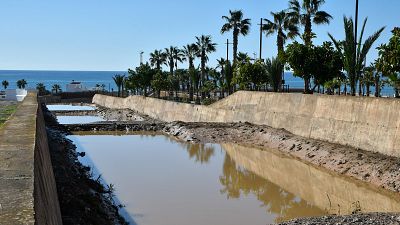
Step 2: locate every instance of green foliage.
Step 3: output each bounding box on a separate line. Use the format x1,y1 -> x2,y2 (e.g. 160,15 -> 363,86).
201,98 -> 217,106
126,63 -> 156,96
36,83 -> 47,95
221,10 -> 251,64
286,41 -> 343,93
376,27 -> 400,95
288,0 -> 332,46
265,57 -> 283,92
16,79 -> 27,89
201,80 -> 216,93
1,80 -> 9,89
52,84 -> 62,94
233,59 -> 268,90
151,72 -> 170,97
328,17 -> 385,95
263,10 -> 299,61
225,60 -> 234,93
112,74 -> 125,97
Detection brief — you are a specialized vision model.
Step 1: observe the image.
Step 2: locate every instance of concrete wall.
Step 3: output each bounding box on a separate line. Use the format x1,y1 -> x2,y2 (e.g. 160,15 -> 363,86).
0,93 -> 62,224
93,91 -> 400,157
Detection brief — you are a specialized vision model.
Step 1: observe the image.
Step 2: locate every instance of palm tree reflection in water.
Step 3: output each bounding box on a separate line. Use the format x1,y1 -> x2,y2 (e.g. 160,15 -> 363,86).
219,154 -> 323,223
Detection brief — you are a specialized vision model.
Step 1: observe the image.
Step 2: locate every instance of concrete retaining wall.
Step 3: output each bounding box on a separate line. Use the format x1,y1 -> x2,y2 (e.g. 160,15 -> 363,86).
0,93 -> 62,224
93,91 -> 400,157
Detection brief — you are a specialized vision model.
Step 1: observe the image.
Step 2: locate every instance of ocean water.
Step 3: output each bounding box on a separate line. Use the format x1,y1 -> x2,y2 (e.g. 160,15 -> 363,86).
0,70 -> 125,91
0,70 -> 395,96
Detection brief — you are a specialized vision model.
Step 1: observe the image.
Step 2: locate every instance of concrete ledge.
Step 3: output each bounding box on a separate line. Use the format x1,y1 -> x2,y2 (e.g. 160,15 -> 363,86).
93,91 -> 400,157
0,93 -> 62,224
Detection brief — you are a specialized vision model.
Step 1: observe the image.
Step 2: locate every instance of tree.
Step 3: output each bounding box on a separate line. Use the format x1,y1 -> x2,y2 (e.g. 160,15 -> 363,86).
183,44 -> 199,101
288,0 -> 332,46
36,83 -> 47,95
112,74 -> 125,97
149,49 -> 166,71
328,17 -> 385,96
225,60 -> 234,94
165,46 -> 180,76
234,59 -> 268,90
2,80 -> 9,90
263,10 -> 299,61
286,41 -> 343,93
151,71 -> 170,98
236,52 -> 250,65
127,63 -> 155,96
363,66 -> 375,97
265,57 -> 284,92
221,10 -> 251,65
216,58 -> 227,97
16,79 -> 27,89
195,35 -> 217,98
52,84 -> 62,94
376,27 -> 400,97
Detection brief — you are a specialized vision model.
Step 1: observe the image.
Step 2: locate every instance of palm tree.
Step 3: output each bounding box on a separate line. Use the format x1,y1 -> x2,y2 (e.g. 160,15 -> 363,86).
173,47 -> 184,71
149,49 -> 166,71
328,17 -> 384,96
2,80 -> 9,90
16,79 -> 27,89
195,35 -> 217,96
52,84 -> 62,94
236,52 -> 250,64
183,44 -> 199,100
221,10 -> 251,65
36,83 -> 46,95
216,58 -> 226,97
112,74 -> 125,97
183,44 -> 198,69
288,0 -> 332,46
263,10 -> 299,60
165,46 -> 181,76
265,57 -> 284,92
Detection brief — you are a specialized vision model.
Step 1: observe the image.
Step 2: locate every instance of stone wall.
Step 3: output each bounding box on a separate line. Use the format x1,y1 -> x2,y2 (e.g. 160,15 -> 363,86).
0,93 -> 62,224
93,91 -> 400,157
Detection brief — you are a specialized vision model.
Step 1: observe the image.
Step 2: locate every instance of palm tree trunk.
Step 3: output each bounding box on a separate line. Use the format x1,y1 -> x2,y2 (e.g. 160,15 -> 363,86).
233,29 -> 239,65
304,16 -> 313,46
277,35 -> 284,92
375,75 -> 380,97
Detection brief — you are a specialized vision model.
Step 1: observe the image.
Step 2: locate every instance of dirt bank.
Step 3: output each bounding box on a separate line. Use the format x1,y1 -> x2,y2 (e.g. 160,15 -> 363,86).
164,121 -> 400,194
43,105 -> 128,225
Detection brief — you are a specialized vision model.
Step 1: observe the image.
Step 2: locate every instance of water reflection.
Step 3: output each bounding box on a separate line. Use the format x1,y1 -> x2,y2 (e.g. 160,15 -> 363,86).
69,133 -> 400,225
185,144 -> 215,164
219,154 -> 324,223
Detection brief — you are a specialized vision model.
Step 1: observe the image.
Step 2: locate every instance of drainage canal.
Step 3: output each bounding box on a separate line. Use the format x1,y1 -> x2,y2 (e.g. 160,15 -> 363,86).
52,105 -> 400,225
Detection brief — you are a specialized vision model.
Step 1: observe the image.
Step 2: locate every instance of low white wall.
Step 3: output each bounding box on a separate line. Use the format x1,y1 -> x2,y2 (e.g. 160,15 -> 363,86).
93,91 -> 400,157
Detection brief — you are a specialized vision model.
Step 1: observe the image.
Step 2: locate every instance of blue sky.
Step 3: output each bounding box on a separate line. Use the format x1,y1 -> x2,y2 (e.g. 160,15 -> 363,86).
0,0 -> 398,71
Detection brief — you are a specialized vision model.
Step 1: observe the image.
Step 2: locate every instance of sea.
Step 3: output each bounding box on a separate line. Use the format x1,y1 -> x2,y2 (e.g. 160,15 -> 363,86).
0,70 -> 395,96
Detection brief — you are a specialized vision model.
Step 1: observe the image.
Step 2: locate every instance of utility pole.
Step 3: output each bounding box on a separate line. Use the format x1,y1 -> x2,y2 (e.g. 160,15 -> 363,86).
354,0 -> 359,95
225,39 -> 233,62
258,18 -> 264,60
140,51 -> 144,65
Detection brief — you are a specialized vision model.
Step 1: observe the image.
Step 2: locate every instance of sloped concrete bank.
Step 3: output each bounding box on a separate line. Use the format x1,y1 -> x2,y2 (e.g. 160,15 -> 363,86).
93,91 -> 400,157
0,93 -> 62,225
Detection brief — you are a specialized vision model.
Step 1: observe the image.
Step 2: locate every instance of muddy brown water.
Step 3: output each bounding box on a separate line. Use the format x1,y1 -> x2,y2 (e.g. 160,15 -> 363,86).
68,132 -> 400,225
